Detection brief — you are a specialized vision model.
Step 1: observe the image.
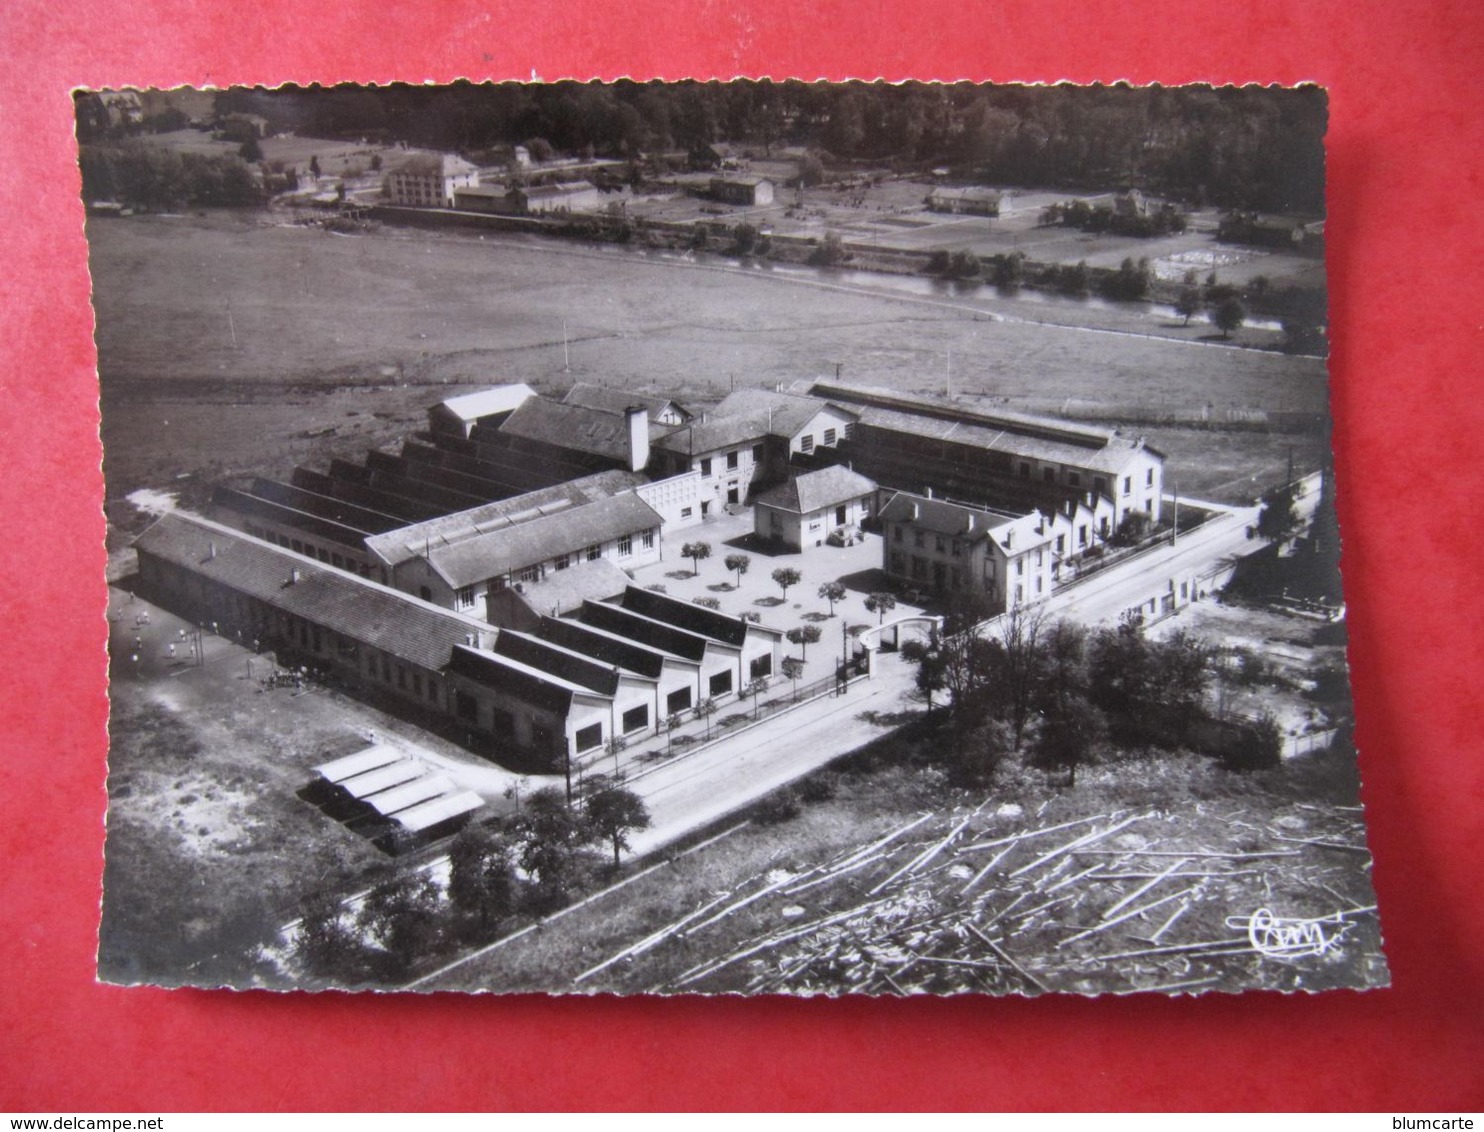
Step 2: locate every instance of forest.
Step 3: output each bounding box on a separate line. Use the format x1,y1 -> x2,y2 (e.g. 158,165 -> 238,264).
99,80 -> 1326,215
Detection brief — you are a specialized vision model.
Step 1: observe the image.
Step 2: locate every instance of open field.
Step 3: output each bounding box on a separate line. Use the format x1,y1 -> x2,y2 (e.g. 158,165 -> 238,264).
99,585 -> 531,986
92,210 -> 1329,511
631,174 -> 1324,290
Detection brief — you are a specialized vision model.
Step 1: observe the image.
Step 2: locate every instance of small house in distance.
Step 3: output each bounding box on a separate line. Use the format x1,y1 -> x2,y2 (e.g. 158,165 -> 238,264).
384,153 -> 480,208
926,186 -> 1001,216
511,181 -> 604,215
452,184 -> 517,215
710,175 -> 774,207
754,466 -> 878,551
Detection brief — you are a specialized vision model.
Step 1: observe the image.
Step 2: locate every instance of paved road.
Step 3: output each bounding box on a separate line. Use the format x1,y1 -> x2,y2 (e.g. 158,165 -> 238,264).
625,652 -> 921,856
619,495 -> 1272,857
1047,501 -> 1260,627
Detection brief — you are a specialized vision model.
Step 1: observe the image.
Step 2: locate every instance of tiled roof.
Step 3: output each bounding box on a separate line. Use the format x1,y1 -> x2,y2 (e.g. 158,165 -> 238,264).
364,470 -> 645,567
652,414 -> 769,457
853,405 -> 1145,476
132,512 -> 489,673
537,617 -> 675,680
577,600 -> 716,662
617,585 -> 781,647
878,491 -> 1019,541
435,384 -> 535,423
446,645 -> 588,715
393,153 -> 479,178
878,491 -> 1052,552
494,630 -> 633,696
424,492 -> 661,589
928,186 -> 1002,202
562,383 -> 690,421
522,180 -> 597,198
712,388 -> 854,440
498,397 -> 642,463
508,558 -> 630,618
755,466 -> 877,515
453,185 -> 507,200
805,381 -> 1117,445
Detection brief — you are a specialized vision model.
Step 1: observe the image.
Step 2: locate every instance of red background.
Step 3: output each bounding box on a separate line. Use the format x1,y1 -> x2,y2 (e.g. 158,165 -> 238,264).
2,0 -> 1481,1112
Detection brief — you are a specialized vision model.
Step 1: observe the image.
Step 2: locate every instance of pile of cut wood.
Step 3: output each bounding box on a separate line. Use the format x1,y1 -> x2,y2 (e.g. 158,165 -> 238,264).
575,798 -> 1379,995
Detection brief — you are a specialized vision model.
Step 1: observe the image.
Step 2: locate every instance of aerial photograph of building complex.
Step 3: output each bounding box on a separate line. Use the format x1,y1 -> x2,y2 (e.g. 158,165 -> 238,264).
84,80 -> 1384,995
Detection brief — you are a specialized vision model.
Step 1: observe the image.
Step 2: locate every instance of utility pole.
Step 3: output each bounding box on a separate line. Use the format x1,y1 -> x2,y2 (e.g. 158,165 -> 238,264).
226,300 -> 238,350
563,319 -> 570,373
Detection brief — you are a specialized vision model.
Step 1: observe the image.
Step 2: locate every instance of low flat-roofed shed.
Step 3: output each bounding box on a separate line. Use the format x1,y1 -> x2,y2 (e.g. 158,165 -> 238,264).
364,775 -> 457,817
393,790 -> 485,834
338,759 -> 426,800
313,744 -> 403,784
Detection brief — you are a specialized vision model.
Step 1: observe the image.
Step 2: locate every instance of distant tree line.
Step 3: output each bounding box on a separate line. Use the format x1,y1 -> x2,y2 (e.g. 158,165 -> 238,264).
202,80 -> 1325,214
78,141 -> 263,209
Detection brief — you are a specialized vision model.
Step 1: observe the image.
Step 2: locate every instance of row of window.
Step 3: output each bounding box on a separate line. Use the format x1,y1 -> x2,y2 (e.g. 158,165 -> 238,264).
364,646 -> 442,708
575,657 -> 775,752
452,530 -> 662,603
699,446 -> 763,479
243,524 -> 372,578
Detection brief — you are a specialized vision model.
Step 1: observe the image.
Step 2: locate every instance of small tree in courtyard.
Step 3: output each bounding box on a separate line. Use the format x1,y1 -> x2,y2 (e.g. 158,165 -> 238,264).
603,734 -> 628,776
772,567 -> 802,599
864,592 -> 897,624
787,624 -> 822,659
818,581 -> 847,615
782,656 -> 806,700
682,541 -> 712,575
724,553 -> 751,587
665,712 -> 684,752
584,786 -> 652,869
694,697 -> 718,741
745,675 -> 769,718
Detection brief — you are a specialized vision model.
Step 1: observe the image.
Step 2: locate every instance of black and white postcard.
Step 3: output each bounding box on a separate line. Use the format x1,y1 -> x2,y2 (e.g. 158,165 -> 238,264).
86,80 -> 1385,995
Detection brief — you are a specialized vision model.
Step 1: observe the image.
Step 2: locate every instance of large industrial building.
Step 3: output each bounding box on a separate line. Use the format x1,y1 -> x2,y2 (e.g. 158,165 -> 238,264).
134,511 -> 781,773
144,376 -> 1173,768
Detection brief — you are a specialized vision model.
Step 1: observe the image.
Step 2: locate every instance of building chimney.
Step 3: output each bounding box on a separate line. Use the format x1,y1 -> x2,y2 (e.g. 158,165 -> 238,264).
624,405 -> 650,473
206,541 -> 217,560
925,486 -> 934,499
289,567 -> 301,585
965,515 -> 975,533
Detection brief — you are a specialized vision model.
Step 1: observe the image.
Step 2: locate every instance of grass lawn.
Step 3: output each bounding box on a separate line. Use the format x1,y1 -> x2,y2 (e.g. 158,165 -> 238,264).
99,586 -> 528,987
91,210 -> 1330,518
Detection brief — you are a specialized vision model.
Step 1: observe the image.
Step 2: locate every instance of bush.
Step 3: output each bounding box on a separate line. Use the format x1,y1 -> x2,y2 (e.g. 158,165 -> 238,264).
798,774 -> 837,804
753,787 -> 802,825
1222,713 -> 1283,772
809,231 -> 849,267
